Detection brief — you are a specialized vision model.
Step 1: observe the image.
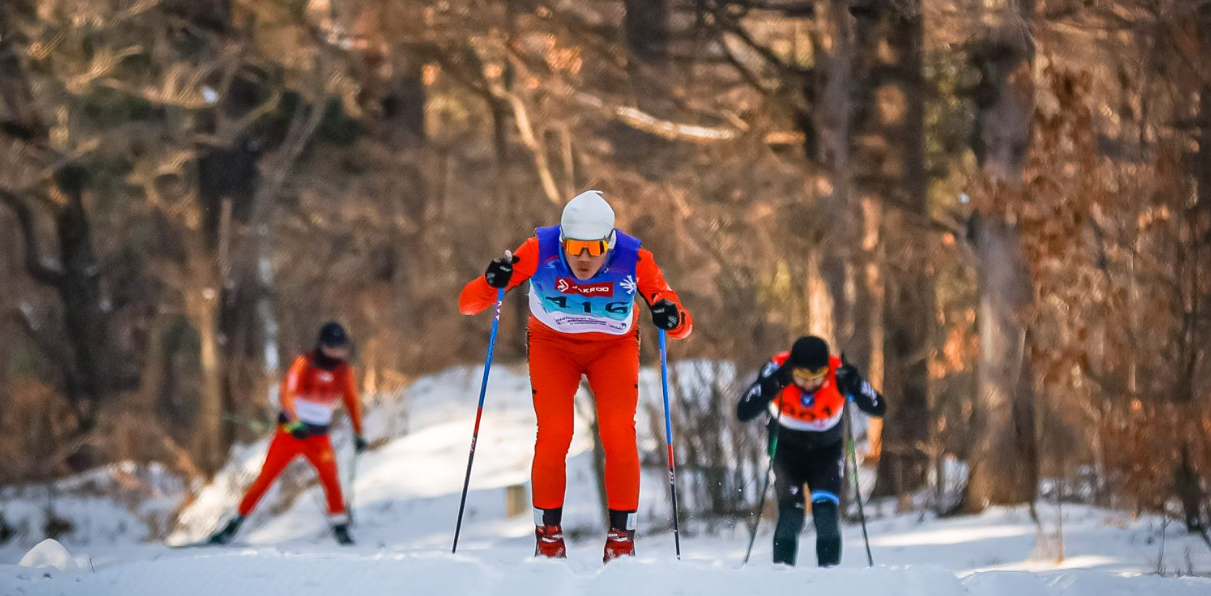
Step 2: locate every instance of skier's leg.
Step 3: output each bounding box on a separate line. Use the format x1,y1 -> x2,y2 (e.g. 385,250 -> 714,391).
300,433 -> 347,521
300,434 -> 353,545
528,331 -> 583,515
811,500 -> 841,566
805,441 -> 845,567
772,451 -> 807,566
237,430 -> 302,516
585,334 -> 641,562
584,333 -> 641,514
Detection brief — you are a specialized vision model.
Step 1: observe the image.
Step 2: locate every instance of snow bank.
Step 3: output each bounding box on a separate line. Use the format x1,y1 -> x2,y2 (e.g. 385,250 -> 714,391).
0,462 -> 185,554
170,360 -> 740,544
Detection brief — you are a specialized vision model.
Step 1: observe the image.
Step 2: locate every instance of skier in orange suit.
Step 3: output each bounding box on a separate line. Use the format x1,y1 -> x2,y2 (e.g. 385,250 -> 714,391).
459,190 -> 692,561
207,322 -> 367,546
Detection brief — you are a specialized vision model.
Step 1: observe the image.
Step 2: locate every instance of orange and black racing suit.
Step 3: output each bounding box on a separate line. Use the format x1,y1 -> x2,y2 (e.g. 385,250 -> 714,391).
737,352 -> 885,566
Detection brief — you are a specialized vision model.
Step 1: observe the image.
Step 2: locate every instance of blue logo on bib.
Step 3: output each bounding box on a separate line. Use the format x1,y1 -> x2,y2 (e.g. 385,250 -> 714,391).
800,390 -> 817,409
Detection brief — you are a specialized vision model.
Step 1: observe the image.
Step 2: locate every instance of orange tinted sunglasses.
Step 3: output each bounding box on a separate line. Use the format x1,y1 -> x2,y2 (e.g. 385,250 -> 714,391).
792,366 -> 828,386
563,238 -> 609,257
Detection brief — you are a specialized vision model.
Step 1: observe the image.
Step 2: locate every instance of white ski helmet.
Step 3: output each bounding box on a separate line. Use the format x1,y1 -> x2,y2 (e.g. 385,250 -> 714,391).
560,190 -> 616,246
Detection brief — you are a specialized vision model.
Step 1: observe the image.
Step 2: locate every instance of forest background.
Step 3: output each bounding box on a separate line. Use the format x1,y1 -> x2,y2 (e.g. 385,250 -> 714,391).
0,0 -> 1208,540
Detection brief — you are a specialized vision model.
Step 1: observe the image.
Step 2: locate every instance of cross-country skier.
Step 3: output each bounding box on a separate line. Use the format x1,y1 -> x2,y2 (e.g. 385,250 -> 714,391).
207,321 -> 368,546
459,190 -> 693,562
736,336 -> 886,567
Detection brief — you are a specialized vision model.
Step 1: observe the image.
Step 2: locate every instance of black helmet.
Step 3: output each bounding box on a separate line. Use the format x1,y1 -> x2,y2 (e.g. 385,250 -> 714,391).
788,336 -> 830,370
317,321 -> 351,348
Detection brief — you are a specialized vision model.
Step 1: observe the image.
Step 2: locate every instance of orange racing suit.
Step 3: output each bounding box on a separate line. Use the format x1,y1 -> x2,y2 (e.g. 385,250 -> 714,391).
460,231 -> 691,512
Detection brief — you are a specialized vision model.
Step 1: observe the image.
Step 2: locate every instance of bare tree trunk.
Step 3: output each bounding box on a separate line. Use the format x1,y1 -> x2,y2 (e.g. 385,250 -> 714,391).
53,172 -> 109,439
1172,3 -> 1211,533
193,0 -> 261,446
850,0 -> 931,498
0,171 -> 118,469
191,283 -> 226,474
816,0 -> 855,351
623,0 -> 671,114
242,93 -> 326,410
254,222 -> 281,392
490,7 -> 530,359
1197,3 -> 1211,232
858,197 -> 885,460
966,214 -> 1039,508
807,249 -> 835,342
616,0 -> 674,167
964,0 -> 1040,511
1175,443 -> 1207,534
383,57 -> 426,150
624,0 -> 670,67
180,198 -> 232,476
0,12 -> 113,450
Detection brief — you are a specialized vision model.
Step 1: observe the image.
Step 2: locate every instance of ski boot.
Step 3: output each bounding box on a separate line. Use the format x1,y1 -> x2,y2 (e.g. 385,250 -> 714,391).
207,515 -> 244,545
333,523 -> 355,546
603,528 -> 635,563
534,524 -> 567,558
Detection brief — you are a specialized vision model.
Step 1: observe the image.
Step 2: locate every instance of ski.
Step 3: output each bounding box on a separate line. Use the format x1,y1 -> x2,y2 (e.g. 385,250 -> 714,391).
166,539 -> 224,549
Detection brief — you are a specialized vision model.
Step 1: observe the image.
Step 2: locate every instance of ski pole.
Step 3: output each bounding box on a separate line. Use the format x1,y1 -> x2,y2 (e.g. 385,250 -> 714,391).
223,412 -> 272,434
844,399 -> 874,567
344,446 -> 360,525
452,287 -> 506,554
743,396 -> 782,565
658,329 -> 682,559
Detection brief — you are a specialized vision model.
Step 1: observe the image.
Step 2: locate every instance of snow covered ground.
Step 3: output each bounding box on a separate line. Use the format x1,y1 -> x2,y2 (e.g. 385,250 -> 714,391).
2,361 -> 1209,595
0,462 -> 185,551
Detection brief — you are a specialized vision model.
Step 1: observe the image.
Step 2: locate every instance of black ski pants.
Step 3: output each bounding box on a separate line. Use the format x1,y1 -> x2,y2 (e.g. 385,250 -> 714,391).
771,436 -> 843,567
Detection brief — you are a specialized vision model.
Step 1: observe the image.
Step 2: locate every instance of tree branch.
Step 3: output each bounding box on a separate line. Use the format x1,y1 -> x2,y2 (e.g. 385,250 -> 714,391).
490,82 -> 564,206
711,8 -> 810,80
247,94 -> 328,227
0,187 -> 64,287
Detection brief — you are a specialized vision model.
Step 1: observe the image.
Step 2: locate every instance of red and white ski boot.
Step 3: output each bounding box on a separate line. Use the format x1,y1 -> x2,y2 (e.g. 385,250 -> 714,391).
535,525 -> 567,558
603,528 -> 636,563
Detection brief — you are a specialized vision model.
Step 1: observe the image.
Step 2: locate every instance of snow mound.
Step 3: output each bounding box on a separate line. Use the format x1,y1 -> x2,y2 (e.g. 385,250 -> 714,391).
17,539 -> 89,572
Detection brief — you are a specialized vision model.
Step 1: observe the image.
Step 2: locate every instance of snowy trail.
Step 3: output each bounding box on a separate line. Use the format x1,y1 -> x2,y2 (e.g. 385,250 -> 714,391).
3,362 -> 1210,595
5,547 -> 1211,596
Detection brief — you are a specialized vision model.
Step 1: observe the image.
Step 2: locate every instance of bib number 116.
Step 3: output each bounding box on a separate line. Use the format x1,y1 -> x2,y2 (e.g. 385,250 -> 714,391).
545,296 -> 629,315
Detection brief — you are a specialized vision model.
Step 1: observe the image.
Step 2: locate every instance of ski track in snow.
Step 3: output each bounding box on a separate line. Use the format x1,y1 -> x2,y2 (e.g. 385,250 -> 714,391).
2,361 -> 1210,595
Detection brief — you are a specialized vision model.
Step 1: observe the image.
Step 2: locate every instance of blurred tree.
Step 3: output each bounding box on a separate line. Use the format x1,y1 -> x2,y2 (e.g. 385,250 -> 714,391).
963,0 -> 1040,510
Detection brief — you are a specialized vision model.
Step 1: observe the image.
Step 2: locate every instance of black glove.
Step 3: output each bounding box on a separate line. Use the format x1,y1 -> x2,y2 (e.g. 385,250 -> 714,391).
759,362 -> 792,397
283,420 -> 309,440
649,299 -> 681,330
835,358 -> 862,397
484,252 -> 520,288
354,434 -> 368,454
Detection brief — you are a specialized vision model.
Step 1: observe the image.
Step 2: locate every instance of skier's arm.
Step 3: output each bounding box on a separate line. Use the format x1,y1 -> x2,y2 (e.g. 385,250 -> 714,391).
736,360 -> 788,422
636,249 -> 693,339
458,238 -> 539,315
837,364 -> 887,418
849,378 -> 886,418
278,356 -> 308,423
340,366 -> 364,435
